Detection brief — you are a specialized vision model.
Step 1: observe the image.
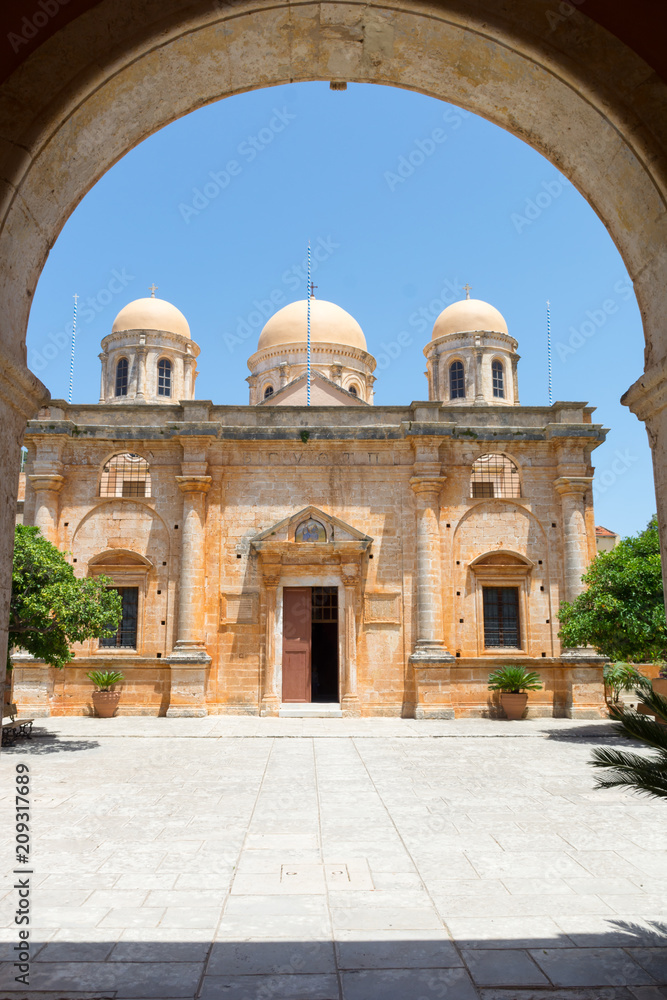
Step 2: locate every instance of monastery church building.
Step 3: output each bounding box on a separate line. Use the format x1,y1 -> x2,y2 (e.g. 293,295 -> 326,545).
14,288 -> 607,719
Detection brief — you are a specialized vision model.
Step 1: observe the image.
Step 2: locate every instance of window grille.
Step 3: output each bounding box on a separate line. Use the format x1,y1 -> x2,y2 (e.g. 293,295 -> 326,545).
492,359 -> 505,398
100,586 -> 139,648
483,587 -> 520,647
157,358 -> 172,397
312,586 -> 338,622
449,360 -> 465,399
100,453 -> 151,498
115,358 -> 128,397
264,385 -> 274,398
470,454 -> 520,499
348,385 -> 358,396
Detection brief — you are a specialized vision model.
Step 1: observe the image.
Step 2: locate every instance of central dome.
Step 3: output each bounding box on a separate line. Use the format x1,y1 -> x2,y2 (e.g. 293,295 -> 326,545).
432,297 -> 508,340
112,296 -> 191,339
258,298 -> 367,352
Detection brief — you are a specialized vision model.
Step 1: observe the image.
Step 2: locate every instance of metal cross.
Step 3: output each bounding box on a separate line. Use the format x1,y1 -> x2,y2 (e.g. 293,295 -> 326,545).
463,283 -> 472,299
309,282 -> 318,298
149,283 -> 158,298
73,292 -> 79,305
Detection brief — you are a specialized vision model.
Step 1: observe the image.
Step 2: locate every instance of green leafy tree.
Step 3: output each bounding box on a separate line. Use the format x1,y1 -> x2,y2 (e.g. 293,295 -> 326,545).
558,516 -> 667,662
9,525 -> 123,669
591,680 -> 667,799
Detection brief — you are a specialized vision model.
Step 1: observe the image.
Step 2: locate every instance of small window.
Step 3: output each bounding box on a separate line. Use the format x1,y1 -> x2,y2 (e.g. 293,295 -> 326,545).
100,587 -> 139,648
492,359 -> 505,398
312,586 -> 338,622
449,360 -> 465,399
470,454 -> 520,499
100,453 -> 151,498
264,385 -> 274,399
157,358 -> 172,397
295,519 -> 327,542
348,385 -> 358,396
115,358 -> 129,397
483,587 -> 520,648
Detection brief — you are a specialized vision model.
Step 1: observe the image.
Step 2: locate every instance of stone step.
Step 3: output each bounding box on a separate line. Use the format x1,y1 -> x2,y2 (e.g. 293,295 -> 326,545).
279,703 -> 343,718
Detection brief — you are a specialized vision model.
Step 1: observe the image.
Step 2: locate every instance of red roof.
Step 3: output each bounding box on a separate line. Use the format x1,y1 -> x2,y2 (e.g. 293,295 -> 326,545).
595,525 -> 617,537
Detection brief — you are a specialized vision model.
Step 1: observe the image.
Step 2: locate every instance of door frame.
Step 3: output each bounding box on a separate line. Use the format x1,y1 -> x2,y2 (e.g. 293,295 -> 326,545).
276,575 -> 345,706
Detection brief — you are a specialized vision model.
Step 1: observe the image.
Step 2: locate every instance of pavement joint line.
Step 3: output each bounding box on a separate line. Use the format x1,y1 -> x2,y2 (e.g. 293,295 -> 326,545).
313,735 -> 344,1000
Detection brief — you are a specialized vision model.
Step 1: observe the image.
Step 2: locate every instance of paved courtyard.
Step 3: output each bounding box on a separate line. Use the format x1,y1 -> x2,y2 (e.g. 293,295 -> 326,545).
1,716 -> 666,999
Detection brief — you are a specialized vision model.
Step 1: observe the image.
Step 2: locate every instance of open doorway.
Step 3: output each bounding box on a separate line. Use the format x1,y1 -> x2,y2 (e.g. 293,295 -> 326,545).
282,586 -> 339,703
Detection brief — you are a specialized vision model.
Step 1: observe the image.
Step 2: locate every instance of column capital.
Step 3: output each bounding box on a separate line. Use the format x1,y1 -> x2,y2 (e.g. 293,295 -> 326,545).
622,356 -> 667,423
554,476 -> 593,497
29,474 -> 64,493
410,475 -> 446,500
175,475 -> 211,494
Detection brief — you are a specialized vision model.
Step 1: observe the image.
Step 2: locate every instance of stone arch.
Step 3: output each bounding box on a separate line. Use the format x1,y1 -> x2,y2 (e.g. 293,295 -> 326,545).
1,0 -> 667,674
71,500 -> 171,571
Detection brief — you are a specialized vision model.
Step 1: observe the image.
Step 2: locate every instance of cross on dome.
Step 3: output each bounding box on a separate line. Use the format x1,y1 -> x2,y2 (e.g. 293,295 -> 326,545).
463,283 -> 472,299
149,283 -> 158,298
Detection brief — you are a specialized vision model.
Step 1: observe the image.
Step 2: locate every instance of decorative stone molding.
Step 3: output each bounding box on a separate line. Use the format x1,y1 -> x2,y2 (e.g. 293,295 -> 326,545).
622,356 -> 667,423
220,591 -> 259,625
0,345 -> 49,419
175,475 -> 211,494
364,592 -> 401,624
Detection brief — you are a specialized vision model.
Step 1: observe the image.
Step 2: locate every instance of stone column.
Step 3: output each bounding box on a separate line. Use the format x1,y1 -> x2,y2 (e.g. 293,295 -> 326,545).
554,477 -> 594,602
260,570 -> 280,716
511,353 -> 520,405
166,474 -> 212,717
409,475 -> 454,663
474,339 -> 485,403
98,352 -> 108,403
28,474 -> 64,543
135,345 -> 147,400
341,564 -> 360,716
246,374 -> 257,405
279,363 -> 291,388
183,355 -> 195,400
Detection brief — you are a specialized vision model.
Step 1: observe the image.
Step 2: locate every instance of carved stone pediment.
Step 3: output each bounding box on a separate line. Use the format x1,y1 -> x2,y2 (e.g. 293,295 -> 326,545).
250,506 -> 372,568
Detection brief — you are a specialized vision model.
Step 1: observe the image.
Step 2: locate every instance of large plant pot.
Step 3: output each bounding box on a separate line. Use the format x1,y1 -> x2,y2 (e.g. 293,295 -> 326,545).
92,690 -> 120,718
500,692 -> 528,720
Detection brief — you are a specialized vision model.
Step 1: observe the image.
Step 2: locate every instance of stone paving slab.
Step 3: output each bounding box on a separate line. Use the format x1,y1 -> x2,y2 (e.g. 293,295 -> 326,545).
1,717 -> 666,998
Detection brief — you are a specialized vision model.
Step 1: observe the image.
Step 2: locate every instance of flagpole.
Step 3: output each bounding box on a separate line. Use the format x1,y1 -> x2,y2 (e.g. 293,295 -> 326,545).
306,242 -> 312,407
546,299 -> 553,406
68,293 -> 78,404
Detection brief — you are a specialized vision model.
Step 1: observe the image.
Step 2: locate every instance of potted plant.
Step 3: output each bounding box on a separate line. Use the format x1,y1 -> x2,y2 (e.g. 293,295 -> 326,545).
87,670 -> 124,718
488,665 -> 543,720
603,662 -> 647,709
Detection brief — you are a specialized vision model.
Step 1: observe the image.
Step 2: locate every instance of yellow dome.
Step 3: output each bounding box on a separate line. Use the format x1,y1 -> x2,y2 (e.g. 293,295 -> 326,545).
432,298 -> 508,340
258,298 -> 367,352
112,297 -> 190,339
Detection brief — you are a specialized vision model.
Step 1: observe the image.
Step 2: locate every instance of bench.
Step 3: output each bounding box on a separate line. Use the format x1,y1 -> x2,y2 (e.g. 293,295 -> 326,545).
2,704 -> 34,746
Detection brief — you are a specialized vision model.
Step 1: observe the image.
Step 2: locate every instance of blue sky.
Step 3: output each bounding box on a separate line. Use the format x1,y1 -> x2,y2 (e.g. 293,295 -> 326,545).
27,82 -> 651,537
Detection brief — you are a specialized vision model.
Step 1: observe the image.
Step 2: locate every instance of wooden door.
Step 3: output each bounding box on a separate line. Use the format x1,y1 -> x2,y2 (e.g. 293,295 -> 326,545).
282,587 -> 311,702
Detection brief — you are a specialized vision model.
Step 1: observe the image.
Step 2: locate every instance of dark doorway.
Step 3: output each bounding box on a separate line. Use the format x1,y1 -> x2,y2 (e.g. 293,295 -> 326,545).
311,587 -> 339,702
282,586 -> 339,703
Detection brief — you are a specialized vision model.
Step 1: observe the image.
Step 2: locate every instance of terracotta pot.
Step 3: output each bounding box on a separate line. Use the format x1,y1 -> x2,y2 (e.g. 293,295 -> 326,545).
92,690 -> 120,718
500,692 -> 528,720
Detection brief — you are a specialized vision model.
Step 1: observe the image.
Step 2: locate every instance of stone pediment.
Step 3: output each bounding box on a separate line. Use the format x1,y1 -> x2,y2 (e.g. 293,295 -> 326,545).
250,506 -> 372,560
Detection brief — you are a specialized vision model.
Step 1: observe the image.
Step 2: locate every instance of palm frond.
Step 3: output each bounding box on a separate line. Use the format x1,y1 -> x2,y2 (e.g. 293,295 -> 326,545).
608,704 -> 667,752
591,745 -> 667,798
633,685 -> 667,724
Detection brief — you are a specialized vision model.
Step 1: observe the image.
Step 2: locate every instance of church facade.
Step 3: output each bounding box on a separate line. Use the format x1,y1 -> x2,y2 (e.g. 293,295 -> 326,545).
13,291 -> 607,719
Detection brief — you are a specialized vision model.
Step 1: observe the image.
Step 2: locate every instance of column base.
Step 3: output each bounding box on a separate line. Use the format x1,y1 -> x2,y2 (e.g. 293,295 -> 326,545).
166,650 -> 211,717
341,693 -> 361,717
409,642 -> 455,665
410,648 -> 455,719
259,695 -> 280,717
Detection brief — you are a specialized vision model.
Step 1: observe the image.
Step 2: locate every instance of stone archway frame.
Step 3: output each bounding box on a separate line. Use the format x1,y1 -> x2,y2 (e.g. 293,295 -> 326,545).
3,0 -> 667,690
250,506 -> 372,715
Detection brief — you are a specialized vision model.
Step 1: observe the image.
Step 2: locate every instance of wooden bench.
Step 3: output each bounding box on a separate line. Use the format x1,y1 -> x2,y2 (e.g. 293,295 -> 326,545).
2,704 -> 34,746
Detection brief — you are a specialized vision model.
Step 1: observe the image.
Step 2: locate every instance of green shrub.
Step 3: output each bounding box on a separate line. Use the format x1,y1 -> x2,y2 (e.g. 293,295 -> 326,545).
488,665 -> 543,693
86,670 -> 124,691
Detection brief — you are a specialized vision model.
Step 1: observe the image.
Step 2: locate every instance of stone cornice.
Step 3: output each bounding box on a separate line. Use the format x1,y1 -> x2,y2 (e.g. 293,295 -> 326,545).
622,356 -> 667,422
0,345 -> 49,419
175,475 -> 211,494
28,474 -> 64,493
554,476 -> 594,496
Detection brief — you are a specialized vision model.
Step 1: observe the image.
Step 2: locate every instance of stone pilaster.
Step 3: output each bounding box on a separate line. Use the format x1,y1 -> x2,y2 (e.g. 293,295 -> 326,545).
98,352 -> 108,402
554,476 -> 593,603
246,374 -> 257,405
166,474 -> 211,717
409,474 -> 454,664
341,563 -> 360,716
260,570 -> 281,716
28,474 -> 64,544
135,345 -> 147,400
511,353 -> 520,405
474,338 -> 484,404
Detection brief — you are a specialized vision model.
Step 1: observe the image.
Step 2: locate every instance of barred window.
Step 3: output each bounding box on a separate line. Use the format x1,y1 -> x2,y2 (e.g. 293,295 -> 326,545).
348,385 -> 358,396
100,586 -> 138,649
115,358 -> 129,397
100,453 -> 151,498
264,385 -> 274,398
449,360 -> 465,399
483,587 -> 520,648
312,586 -> 338,622
492,359 -> 505,398
470,454 -> 520,499
157,358 -> 172,397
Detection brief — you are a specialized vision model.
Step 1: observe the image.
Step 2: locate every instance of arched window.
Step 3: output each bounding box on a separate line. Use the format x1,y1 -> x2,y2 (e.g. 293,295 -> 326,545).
264,385 -> 274,399
470,454 -> 520,499
492,359 -> 505,398
115,358 -> 128,397
100,453 -> 151,498
295,518 -> 327,542
157,358 -> 172,397
449,360 -> 465,399
348,385 -> 358,396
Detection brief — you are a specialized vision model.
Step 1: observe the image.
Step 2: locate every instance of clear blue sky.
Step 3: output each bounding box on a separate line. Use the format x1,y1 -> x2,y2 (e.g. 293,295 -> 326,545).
26,82 -> 652,537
